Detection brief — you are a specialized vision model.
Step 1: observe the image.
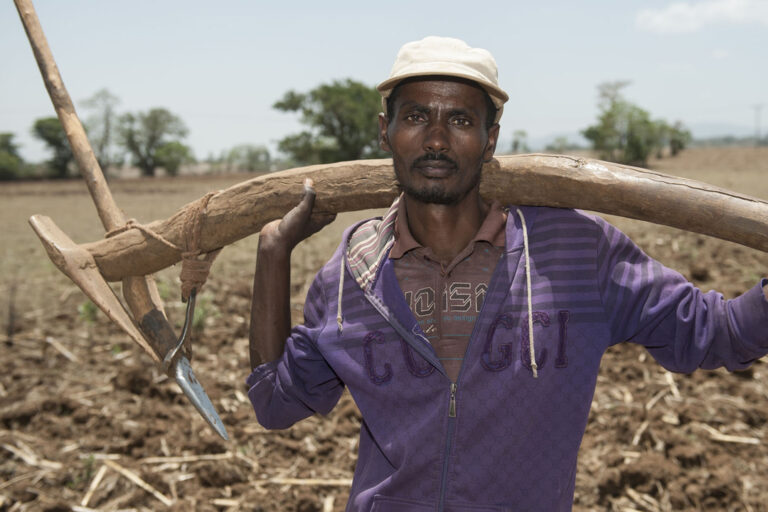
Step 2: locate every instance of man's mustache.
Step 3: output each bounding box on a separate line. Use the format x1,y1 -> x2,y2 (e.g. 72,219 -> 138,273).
413,152 -> 458,169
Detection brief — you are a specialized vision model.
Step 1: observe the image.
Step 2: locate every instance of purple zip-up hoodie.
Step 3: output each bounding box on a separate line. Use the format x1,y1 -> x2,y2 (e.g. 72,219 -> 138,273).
247,202 -> 768,511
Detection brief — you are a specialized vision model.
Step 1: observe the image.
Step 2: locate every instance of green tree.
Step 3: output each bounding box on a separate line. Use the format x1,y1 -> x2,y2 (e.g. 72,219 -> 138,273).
117,108 -> 188,176
669,121 -> 692,156
545,136 -> 576,154
225,144 -> 271,172
155,141 -> 195,176
652,120 -> 670,158
582,81 -> 661,167
32,117 -> 74,178
0,133 -> 24,180
81,88 -> 122,172
274,79 -> 386,165
511,130 -> 529,153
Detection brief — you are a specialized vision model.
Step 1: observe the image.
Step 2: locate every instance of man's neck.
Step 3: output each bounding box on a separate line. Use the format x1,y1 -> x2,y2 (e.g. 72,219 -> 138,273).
403,189 -> 489,265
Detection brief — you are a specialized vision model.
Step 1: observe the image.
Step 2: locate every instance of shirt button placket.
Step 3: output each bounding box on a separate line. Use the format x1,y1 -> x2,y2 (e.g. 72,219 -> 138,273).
437,264 -> 444,342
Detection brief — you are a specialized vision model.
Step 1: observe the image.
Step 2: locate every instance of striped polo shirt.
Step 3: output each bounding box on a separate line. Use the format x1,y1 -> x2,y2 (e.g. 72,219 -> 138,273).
390,200 -> 507,382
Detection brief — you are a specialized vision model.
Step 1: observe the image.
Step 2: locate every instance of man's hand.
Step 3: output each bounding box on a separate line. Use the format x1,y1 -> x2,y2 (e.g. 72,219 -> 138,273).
249,179 -> 336,369
258,179 -> 336,253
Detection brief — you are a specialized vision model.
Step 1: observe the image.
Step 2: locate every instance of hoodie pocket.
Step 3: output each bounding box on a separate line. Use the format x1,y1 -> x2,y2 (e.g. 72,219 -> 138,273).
370,495 -> 433,511
371,495 -> 509,512
444,501 -> 509,511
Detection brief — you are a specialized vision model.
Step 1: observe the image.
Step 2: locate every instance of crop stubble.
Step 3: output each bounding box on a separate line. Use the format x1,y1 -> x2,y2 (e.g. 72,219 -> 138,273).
1,147 -> 767,511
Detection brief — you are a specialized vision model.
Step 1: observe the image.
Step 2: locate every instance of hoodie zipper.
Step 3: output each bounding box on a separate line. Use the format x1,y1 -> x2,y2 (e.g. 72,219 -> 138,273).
437,250 -> 510,512
438,382 -> 458,512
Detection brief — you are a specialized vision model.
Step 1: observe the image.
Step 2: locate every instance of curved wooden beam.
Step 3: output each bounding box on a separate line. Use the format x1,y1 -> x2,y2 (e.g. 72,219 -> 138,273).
67,154 -> 768,281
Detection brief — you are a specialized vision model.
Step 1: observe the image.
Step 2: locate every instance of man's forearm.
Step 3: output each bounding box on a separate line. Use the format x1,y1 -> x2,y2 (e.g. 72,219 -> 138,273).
249,238 -> 292,369
247,179 -> 335,370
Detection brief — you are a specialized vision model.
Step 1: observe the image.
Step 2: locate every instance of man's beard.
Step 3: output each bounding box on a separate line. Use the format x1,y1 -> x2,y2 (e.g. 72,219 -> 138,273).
396,153 -> 482,205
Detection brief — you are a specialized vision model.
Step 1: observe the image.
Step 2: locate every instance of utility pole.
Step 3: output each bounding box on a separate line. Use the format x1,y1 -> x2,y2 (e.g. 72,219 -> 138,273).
754,104 -> 764,147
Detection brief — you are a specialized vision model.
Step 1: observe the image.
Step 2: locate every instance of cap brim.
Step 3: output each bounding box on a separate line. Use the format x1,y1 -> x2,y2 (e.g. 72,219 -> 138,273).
377,70 -> 508,107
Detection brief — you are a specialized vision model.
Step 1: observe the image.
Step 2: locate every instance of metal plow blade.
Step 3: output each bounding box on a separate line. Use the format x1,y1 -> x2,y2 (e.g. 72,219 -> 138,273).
174,355 -> 229,440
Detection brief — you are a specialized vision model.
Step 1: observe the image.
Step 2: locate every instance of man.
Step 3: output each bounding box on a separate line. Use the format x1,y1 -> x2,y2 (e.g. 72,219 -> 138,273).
247,37 -> 768,511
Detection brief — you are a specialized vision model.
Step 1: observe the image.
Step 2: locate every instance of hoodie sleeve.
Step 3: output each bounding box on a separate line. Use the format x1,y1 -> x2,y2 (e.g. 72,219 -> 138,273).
595,217 -> 768,372
246,274 -> 344,429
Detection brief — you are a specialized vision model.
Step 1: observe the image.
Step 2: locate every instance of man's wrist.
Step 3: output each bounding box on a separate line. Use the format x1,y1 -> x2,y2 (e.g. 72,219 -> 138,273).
257,234 -> 294,257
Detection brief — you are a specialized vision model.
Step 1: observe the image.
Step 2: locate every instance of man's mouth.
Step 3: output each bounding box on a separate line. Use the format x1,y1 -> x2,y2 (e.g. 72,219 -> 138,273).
413,155 -> 457,178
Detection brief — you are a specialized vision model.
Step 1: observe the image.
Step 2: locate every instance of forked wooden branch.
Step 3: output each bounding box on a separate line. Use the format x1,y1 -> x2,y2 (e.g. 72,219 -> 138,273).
66,154 -> 768,281
16,0 -> 228,439
14,0 -> 168,355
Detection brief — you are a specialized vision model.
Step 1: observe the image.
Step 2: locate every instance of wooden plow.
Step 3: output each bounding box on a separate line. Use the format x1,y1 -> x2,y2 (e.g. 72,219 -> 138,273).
16,0 -> 768,440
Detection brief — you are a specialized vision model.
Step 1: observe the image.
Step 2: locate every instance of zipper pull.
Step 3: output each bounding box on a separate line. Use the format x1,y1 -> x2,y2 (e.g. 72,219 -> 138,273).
448,383 -> 457,418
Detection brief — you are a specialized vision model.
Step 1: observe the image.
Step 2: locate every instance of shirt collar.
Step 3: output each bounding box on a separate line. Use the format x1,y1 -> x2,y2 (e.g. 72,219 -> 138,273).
389,195 -> 507,260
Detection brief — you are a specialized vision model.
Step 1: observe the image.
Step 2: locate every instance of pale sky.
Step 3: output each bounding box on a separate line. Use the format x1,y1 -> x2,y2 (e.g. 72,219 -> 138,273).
2,0 -> 767,162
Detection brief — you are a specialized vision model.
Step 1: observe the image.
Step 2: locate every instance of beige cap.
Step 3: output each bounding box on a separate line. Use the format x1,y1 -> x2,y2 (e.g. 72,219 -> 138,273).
377,36 -> 508,123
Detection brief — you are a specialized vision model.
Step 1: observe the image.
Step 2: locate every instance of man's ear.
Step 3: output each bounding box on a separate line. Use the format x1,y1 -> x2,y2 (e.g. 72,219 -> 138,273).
483,123 -> 501,162
378,113 -> 392,153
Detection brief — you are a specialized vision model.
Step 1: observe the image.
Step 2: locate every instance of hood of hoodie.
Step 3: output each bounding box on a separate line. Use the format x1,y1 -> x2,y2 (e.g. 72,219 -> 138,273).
345,196 -> 400,294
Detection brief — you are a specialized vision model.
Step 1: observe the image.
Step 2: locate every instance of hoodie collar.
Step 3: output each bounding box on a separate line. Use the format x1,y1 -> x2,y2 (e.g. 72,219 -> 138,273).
345,199 -> 540,292
345,197 -> 400,294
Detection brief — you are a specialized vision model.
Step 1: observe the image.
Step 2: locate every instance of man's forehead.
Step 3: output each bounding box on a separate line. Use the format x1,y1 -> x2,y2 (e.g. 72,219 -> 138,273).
395,75 -> 486,94
391,76 -> 489,107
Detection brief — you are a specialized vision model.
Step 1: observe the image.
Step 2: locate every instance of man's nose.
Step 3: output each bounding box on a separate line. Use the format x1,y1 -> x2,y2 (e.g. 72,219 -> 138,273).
423,122 -> 450,153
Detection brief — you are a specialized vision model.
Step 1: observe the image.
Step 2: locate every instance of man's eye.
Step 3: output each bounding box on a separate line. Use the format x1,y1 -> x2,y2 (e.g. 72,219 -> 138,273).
405,113 -> 425,122
451,118 -> 471,126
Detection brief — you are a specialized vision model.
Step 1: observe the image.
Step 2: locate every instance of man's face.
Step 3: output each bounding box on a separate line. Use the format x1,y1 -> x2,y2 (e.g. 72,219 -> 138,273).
379,78 -> 499,205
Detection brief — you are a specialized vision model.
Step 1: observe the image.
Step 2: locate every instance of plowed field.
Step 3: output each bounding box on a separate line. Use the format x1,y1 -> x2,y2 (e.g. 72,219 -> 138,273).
2,147 -> 768,511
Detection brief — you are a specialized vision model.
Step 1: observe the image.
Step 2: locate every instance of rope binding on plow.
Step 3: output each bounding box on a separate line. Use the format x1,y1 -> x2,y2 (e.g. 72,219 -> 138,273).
105,191 -> 223,302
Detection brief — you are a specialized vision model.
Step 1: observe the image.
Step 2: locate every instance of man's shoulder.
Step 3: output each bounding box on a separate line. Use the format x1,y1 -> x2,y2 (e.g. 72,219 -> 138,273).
504,206 -> 629,254
515,205 -> 609,233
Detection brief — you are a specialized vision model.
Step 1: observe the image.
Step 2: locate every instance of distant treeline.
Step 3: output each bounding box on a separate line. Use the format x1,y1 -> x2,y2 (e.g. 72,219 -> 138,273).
691,135 -> 768,148
1,89 -> 197,180
2,81 -> 764,181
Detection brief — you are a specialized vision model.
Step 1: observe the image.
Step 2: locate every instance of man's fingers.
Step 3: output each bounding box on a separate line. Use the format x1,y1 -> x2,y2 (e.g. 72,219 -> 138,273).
303,177 -> 315,195
288,179 -> 316,218
305,213 -> 337,237
278,179 -> 316,235
258,179 -> 334,249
